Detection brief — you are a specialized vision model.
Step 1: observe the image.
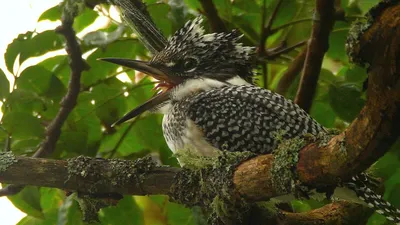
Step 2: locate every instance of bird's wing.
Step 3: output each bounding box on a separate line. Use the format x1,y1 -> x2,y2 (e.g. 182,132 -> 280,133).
187,85 -> 325,154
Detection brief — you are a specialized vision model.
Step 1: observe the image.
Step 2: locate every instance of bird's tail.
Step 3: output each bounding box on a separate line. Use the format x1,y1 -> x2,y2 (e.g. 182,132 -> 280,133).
344,173 -> 400,224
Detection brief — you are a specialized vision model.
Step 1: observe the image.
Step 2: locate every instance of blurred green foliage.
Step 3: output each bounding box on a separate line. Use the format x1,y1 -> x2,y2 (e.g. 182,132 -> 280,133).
0,0 -> 399,224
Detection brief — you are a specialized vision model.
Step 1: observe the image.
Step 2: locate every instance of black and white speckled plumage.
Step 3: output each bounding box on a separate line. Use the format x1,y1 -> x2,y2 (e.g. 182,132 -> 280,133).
346,173 -> 400,224
163,85 -> 325,156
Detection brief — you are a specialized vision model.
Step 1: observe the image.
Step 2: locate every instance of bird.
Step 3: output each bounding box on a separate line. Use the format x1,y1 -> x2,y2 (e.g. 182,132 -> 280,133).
101,17 -> 400,224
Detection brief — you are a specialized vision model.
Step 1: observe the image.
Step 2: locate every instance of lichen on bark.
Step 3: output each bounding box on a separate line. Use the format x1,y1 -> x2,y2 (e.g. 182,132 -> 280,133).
271,133 -> 306,195
0,152 -> 18,172
66,155 -> 157,194
170,150 -> 254,223
346,0 -> 400,67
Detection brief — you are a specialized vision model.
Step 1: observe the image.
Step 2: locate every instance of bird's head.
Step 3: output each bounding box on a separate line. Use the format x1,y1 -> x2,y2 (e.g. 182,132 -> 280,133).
101,17 -> 255,126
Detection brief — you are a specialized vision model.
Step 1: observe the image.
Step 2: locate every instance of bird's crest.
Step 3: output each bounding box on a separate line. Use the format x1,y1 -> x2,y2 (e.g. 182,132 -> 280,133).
151,17 -> 256,82
163,17 -> 254,60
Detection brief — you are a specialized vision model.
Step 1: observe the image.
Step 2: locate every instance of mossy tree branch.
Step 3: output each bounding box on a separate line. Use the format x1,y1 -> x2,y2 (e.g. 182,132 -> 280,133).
0,153 -> 372,225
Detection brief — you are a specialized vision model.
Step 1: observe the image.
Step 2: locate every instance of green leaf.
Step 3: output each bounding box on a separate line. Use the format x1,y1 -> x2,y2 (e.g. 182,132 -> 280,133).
57,195 -> 84,225
17,216 -> 44,225
232,0 -> 261,14
90,83 -> 127,125
367,212 -> 387,225
99,196 -> 143,225
357,0 -> 381,13
11,138 -> 41,155
83,39 -> 144,86
310,102 -> 336,128
148,3 -> 172,37
148,195 -> 195,225
167,0 -> 191,31
3,89 -> 47,115
21,31 -> 64,66
67,92 -> 102,156
213,0 -> 232,21
343,65 -> 368,83
2,111 -> 44,139
291,199 -> 328,213
370,141 -> 400,179
183,0 -> 201,11
12,66 -> 64,111
329,83 -> 365,122
384,169 -> 400,207
129,114 -> 164,151
232,15 -> 260,44
45,74 -> 67,101
40,188 -> 64,214
269,0 -> 298,28
165,200 -> 195,225
327,21 -> 349,61
5,31 -> 34,73
314,69 -> 337,101
8,186 -> 43,218
38,55 -> 67,72
282,1 -> 315,45
38,55 -> 70,85
17,66 -> 53,95
38,5 -> 61,22
58,130 -> 88,154
100,114 -> 165,156
98,124 -> 144,155
0,68 -> 10,100
73,8 -> 99,33
5,31 -> 64,74
291,200 -> 312,212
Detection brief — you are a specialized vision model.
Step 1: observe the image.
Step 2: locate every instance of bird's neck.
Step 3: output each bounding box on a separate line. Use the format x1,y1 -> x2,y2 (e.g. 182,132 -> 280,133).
171,76 -> 251,101
155,76 -> 251,114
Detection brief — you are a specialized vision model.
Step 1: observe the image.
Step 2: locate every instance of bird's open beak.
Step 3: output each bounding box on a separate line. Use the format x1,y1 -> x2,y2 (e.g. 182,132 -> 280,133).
99,58 -> 180,126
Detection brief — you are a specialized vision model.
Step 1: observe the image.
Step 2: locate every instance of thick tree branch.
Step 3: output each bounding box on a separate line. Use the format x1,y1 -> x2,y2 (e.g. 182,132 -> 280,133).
199,0 -> 227,32
0,154 -> 176,195
276,201 -> 372,225
0,154 -> 372,225
294,0 -> 336,112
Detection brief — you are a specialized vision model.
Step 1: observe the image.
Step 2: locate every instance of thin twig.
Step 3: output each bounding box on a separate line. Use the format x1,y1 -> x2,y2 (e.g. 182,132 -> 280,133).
259,0 -> 268,87
258,0 -> 268,56
294,0 -> 336,112
275,48 -> 307,95
265,40 -> 307,60
270,18 -> 314,33
108,117 -> 139,158
198,0 -> 227,32
263,0 -> 283,36
81,68 -> 130,91
262,63 -> 268,89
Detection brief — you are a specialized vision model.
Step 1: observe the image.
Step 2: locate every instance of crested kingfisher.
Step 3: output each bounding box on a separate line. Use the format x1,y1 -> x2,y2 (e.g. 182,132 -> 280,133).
101,17 -> 400,224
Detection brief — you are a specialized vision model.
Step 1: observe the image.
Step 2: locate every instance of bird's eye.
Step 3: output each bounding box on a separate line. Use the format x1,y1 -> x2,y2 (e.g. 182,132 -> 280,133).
183,58 -> 198,71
